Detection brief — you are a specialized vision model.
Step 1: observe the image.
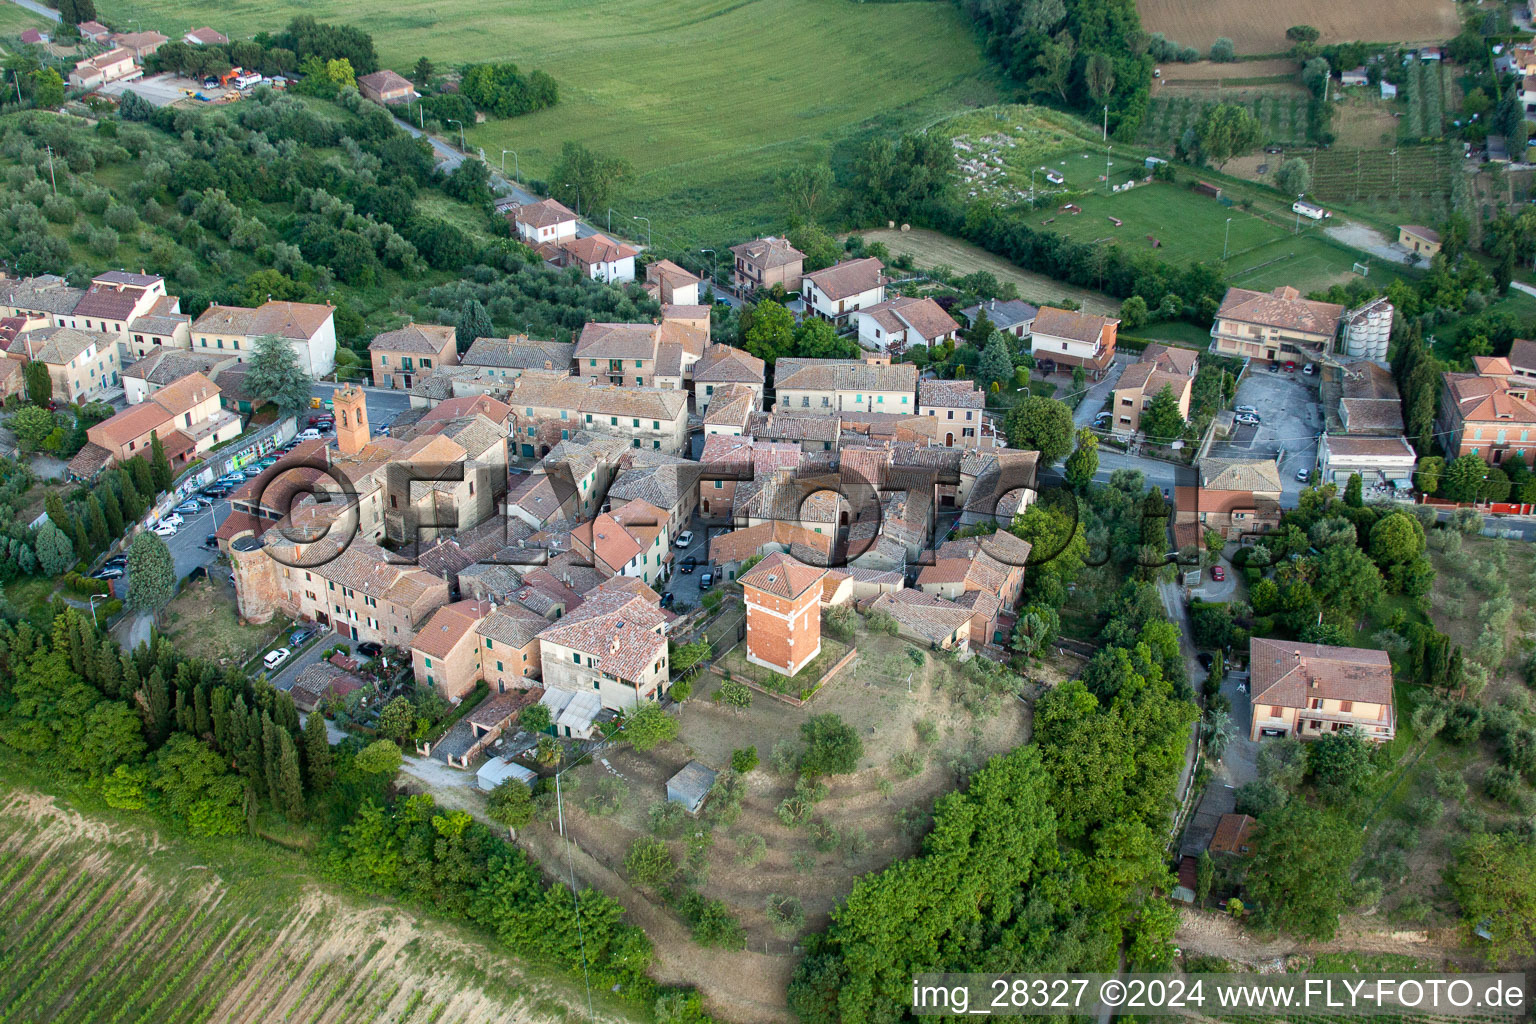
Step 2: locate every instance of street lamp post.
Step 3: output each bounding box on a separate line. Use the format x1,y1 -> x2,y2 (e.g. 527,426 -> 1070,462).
1294,193 -> 1304,235
632,215 -> 651,248
1223,217 -> 1232,261
606,207 -> 617,232
1104,145 -> 1112,193
501,149 -> 519,181
445,118 -> 466,151
88,593 -> 105,626
700,248 -> 716,286
1102,105 -> 1108,142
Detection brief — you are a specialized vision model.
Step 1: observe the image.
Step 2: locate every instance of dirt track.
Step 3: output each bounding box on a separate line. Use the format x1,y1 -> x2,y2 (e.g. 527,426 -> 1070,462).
1176,907 -> 1481,970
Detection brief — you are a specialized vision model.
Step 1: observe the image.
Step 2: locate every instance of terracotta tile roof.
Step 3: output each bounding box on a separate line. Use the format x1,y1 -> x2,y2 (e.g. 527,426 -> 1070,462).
575,321 -> 660,361
1209,813 -> 1257,855
1117,362 -> 1190,400
918,378 -> 983,410
1141,343 -> 1198,375
700,433 -> 754,466
730,236 -> 804,270
67,442 -> 113,478
17,326 -> 111,364
420,393 -> 511,425
869,589 -> 972,643
694,344 -> 764,385
1401,225 -> 1440,243
537,590 -> 668,681
739,551 -> 827,600
573,499 -> 667,571
124,349 -> 227,386
412,599 -> 490,659
192,300 -> 333,339
184,27 -> 228,44
1341,361 -> 1399,400
1444,373 -> 1536,424
1339,398 -> 1404,433
1509,338 -> 1536,373
1031,306 -> 1117,345
803,258 -> 885,300
150,371 -> 218,415
645,259 -> 700,289
662,303 -> 710,321
562,233 -> 638,265
579,383 -> 687,421
709,521 -> 834,565
860,296 -> 958,341
512,198 -> 577,229
290,662 -> 365,710
87,402 -> 173,449
609,459 -> 701,510
1249,637 -> 1393,708
774,358 -> 916,394
1200,458 -> 1282,492
466,686 -> 544,729
358,69 -> 414,94
370,322 -> 455,354
73,281 -> 147,320
703,384 -> 756,427
1324,435 -> 1416,458
477,604 -> 548,649
749,411 -> 841,443
0,275 -> 83,315
1215,286 -> 1344,337
961,450 -> 1039,515
464,336 -> 573,371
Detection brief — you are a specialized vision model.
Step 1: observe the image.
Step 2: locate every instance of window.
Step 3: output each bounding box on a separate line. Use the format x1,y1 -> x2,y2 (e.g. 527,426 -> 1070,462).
424,657 -> 432,668
633,418 -> 640,427
635,377 -> 643,385
1309,698 -> 1323,710
590,359 -> 598,367
636,360 -> 643,368
705,385 -> 714,395
1269,706 -> 1283,718
610,416 -> 618,426
947,410 -> 954,420
713,480 -> 722,489
572,652 -> 580,663
485,638 -> 493,649
1339,700 -> 1353,713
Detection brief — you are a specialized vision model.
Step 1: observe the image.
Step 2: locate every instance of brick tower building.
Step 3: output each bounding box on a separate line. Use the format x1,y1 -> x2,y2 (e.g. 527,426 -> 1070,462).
333,383 -> 369,455
741,552 -> 827,677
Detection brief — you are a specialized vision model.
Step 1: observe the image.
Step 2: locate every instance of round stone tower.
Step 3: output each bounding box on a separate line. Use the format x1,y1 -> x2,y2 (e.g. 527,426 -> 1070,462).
229,535 -> 280,625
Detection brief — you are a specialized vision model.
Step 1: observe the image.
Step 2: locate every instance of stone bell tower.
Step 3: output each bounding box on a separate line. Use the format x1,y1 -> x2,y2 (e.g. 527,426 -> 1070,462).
333,383 -> 369,455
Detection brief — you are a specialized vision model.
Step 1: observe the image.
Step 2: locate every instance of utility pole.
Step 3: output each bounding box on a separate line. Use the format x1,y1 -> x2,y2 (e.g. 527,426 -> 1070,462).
606,207 -> 616,232
1104,145 -> 1112,194
1223,217 -> 1232,261
700,248 -> 716,285
1294,194 -> 1303,235
501,149 -> 518,181
44,144 -> 55,194
1103,105 -> 1108,142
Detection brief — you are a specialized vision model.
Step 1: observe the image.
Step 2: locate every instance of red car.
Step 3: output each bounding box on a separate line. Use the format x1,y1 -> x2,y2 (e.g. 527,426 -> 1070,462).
309,413 -> 334,426
1283,361 -> 1297,372
1210,565 -> 1225,581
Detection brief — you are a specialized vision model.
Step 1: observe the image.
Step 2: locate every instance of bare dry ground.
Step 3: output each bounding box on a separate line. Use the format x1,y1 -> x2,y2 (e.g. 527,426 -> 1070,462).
1138,0 -> 1458,54
0,788 -> 638,1024
1156,59 -> 1300,83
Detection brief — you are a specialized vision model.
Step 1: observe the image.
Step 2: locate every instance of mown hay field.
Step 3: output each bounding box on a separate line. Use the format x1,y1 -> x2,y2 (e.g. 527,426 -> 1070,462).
1137,0 -> 1458,54
101,0 -> 998,244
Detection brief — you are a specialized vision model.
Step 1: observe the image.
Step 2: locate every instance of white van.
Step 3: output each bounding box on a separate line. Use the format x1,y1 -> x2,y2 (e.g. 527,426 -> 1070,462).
296,428 -> 321,441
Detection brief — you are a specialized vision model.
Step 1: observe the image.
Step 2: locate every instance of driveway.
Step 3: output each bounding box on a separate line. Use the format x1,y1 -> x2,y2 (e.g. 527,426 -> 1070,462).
1207,367 -> 1320,505
1158,579 -> 1206,804
1216,668 -> 1258,788
1073,354 -> 1129,427
663,513 -> 710,610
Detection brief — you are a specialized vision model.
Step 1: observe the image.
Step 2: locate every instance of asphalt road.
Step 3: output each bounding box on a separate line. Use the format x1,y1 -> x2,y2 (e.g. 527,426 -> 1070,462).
308,382 -> 414,433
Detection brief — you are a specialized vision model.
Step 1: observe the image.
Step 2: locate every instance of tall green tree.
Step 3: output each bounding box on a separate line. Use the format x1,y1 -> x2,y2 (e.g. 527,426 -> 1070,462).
245,334 -> 313,420
1003,395 -> 1074,467
1446,831 -> 1536,965
741,299 -> 796,366
456,298 -> 494,347
1247,802 -> 1362,939
302,710 -> 334,791
411,56 -> 433,87
778,162 -> 834,225
793,316 -> 859,360
97,484 -> 124,539
1063,427 -> 1099,491
24,360 -> 52,407
548,140 -> 630,216
125,530 -> 175,617
33,520 -> 74,575
1194,103 -> 1263,169
149,432 -> 172,493
1344,472 -> 1363,507
977,330 -> 1013,392
276,730 -> 306,818
85,494 -> 108,549
1139,384 -> 1185,442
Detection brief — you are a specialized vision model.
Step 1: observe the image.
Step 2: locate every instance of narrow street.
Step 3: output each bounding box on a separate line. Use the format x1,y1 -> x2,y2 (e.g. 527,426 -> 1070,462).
1157,579 -> 1206,807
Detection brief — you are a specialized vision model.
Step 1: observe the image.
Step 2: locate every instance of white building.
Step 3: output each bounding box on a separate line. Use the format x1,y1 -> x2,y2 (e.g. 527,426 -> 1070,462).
802,258 -> 886,323
510,198 -> 579,246
1317,434 -> 1417,487
852,295 -> 959,353
190,300 -> 338,377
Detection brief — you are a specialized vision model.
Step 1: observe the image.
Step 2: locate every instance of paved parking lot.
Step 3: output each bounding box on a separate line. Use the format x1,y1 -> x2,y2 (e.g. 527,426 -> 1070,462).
662,514 -> 711,610
1207,367 -> 1321,506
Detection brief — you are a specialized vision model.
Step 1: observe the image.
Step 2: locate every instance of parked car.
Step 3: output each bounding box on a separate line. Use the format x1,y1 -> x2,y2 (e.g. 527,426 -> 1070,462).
659,592 -> 675,608
91,566 -> 124,580
296,428 -> 321,441
700,571 -> 714,591
681,556 -> 696,573
159,513 -> 184,527
308,413 -> 334,426
103,555 -> 127,569
1235,413 -> 1260,426
316,421 -> 334,434
1197,652 -> 1214,670
1283,361 -> 1297,372
289,627 -> 316,646
356,641 -> 383,658
1093,411 -> 1112,426
201,485 -> 229,498
263,648 -> 291,670
1303,363 -> 1316,375
674,530 -> 695,549
203,534 -> 218,548
1210,565 -> 1225,582
175,500 -> 201,515
153,523 -> 177,537
1234,404 -> 1257,415
1296,467 -> 1310,482
1267,362 -> 1280,373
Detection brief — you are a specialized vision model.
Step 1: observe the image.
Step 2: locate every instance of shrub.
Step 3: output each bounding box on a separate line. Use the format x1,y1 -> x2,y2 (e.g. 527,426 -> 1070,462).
842,827 -> 871,861
770,739 -> 798,775
669,678 -> 692,703
674,890 -> 745,949
624,836 -> 676,889
766,893 -> 805,935
583,777 -> 627,817
776,795 -> 812,828
734,832 -> 767,867
648,800 -> 688,838
914,718 -> 938,744
891,750 -> 925,778
824,604 -> 855,641
715,680 -> 751,709
730,746 -> 759,773
1484,765 -> 1524,805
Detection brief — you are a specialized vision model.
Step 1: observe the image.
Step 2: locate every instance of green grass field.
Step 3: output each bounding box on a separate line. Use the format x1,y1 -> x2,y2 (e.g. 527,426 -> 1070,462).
102,0 -> 998,246
1140,91 -> 1309,154
0,3 -> 52,36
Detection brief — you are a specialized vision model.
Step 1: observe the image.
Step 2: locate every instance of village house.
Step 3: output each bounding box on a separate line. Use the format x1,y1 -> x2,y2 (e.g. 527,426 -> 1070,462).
124,356 -> 237,414
1316,434 -> 1417,489
192,299 -> 337,376
698,434 -> 763,519
537,579 -> 671,711
702,383 -> 757,436
917,378 -> 991,449
510,198 -> 580,246
288,661 -> 367,713
1209,285 -> 1344,364
748,410 -> 841,452
959,298 -> 1037,340
51,271 -> 190,362
741,552 -> 828,677
1028,306 -> 1118,378
68,47 -> 137,90
1176,458 -> 1283,539
506,434 -> 628,525
801,257 -> 886,324
571,498 -> 672,588
851,295 -> 959,354
730,236 -> 805,295
108,30 -> 169,59
357,68 -> 418,105
1249,637 -> 1395,742
693,344 -> 765,414
867,588 -> 973,653
643,260 -> 702,306
369,322 -> 458,390
774,356 -> 917,414
1399,225 -> 1441,258
915,534 -> 1030,648
411,599 -> 549,702
558,233 -> 638,284
710,520 -> 835,581
0,275 -> 83,321
608,451 -> 701,545
71,370 -> 240,478
76,20 -> 111,43
575,313 -> 707,391
183,27 -> 229,45
1111,343 -> 1197,434
1437,357 -> 1536,468
462,335 -> 574,380
10,326 -> 121,403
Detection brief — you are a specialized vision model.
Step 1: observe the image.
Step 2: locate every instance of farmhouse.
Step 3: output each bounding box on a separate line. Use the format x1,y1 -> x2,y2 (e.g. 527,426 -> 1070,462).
643,260 -> 702,306
1028,306 -> 1118,378
730,236 -> 805,294
801,258 -> 886,324
1209,285 -> 1344,364
510,198 -> 579,246
69,48 -> 137,90
774,356 -> 917,414
558,233 -> 638,285
1248,637 -> 1395,743
358,69 -> 418,105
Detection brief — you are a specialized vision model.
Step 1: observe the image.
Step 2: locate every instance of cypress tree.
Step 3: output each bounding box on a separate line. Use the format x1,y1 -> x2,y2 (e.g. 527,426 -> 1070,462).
241,705 -> 266,797
303,711 -> 333,792
174,686 -> 193,735
228,694 -> 250,764
262,713 -> 282,802
144,668 -> 171,744
95,638 -> 123,698
66,616 -> 87,676
71,514 -> 91,562
45,491 -> 70,532
277,731 -> 305,818
211,687 -> 232,751
149,432 -> 172,493
128,456 -> 154,499
98,484 -> 124,539
86,495 -> 108,549
118,470 -> 144,521
194,684 -> 211,737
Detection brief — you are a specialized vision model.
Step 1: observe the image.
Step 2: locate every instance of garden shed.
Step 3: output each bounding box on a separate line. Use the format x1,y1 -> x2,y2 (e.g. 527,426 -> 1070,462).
665,760 -> 718,815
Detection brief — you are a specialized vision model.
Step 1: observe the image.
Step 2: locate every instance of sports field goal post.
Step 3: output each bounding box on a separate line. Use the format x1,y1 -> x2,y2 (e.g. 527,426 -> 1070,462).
1352,261 -> 1370,276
